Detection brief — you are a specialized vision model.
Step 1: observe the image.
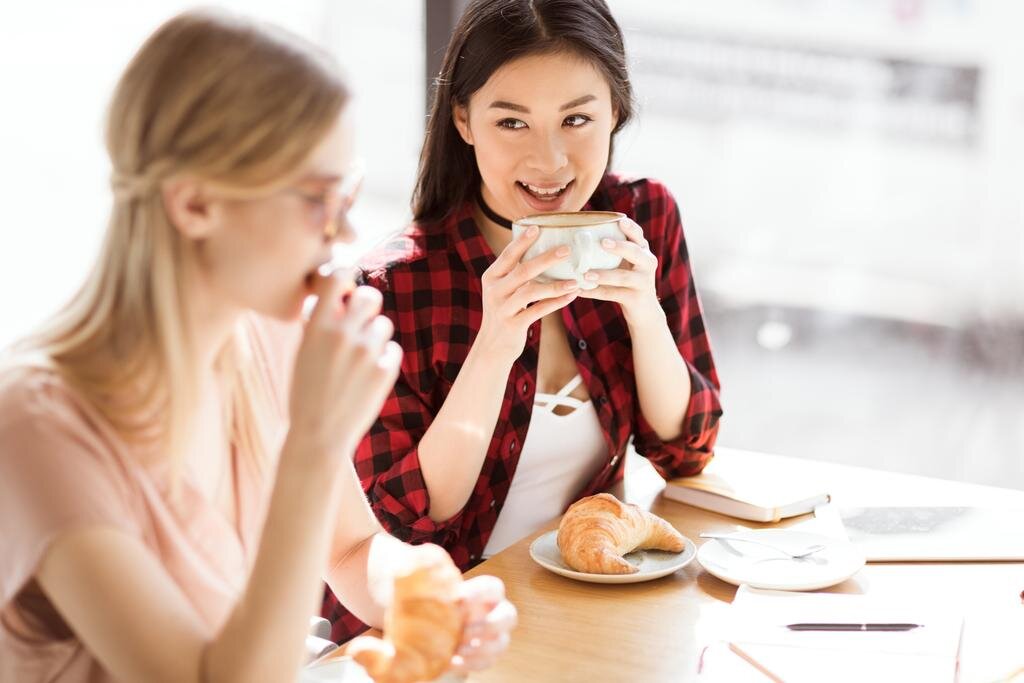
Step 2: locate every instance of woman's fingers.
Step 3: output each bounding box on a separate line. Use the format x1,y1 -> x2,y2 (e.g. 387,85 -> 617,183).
452,631 -> 511,672
489,224 -> 540,278
583,267 -> 645,289
618,217 -> 648,247
364,313 -> 395,349
290,279 -> 400,449
452,577 -> 517,674
463,597 -> 518,641
505,244 -> 571,288
379,340 -> 403,375
574,284 -> 632,303
341,286 -> 384,333
505,278 -> 578,313
307,272 -> 351,326
361,340 -> 403,406
516,291 -> 579,325
458,576 -> 515,645
601,236 -> 657,270
346,308 -> 397,385
457,575 -> 506,621
308,284 -> 392,386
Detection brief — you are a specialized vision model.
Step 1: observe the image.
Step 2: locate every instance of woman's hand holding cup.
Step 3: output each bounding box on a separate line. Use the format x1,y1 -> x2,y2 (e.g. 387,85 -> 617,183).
475,225 -> 580,364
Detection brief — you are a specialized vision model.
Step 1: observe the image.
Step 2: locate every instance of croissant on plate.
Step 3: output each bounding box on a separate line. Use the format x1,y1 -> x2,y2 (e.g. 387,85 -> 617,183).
557,493 -> 687,574
347,544 -> 463,683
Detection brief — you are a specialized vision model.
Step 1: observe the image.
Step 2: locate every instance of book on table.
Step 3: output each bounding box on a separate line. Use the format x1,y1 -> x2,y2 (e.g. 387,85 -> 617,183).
663,447 -> 830,522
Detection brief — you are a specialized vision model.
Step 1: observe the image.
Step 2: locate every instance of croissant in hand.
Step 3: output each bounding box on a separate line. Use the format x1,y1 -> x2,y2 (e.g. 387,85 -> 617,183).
557,493 -> 687,574
347,544 -> 463,683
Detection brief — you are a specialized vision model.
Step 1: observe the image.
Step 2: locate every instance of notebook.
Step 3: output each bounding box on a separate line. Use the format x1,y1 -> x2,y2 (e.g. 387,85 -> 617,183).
813,505 -> 1024,561
663,448 -> 830,522
699,586 -> 964,683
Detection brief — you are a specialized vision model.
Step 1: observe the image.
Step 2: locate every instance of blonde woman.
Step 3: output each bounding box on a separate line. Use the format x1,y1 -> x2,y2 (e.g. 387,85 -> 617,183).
0,10 -> 514,683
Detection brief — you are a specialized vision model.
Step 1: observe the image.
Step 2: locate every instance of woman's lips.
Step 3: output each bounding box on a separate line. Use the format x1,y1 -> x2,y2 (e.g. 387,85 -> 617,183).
516,179 -> 574,212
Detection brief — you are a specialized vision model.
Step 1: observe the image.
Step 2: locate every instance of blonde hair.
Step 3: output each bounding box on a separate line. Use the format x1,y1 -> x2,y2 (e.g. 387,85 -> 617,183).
13,10 -> 349,475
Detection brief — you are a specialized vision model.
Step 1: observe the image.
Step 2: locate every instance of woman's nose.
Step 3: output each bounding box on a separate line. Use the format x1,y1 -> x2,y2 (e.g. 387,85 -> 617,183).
525,131 -> 568,175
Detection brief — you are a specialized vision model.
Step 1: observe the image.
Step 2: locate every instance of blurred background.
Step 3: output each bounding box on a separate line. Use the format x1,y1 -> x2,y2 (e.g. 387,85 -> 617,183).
1,1 -> 1021,488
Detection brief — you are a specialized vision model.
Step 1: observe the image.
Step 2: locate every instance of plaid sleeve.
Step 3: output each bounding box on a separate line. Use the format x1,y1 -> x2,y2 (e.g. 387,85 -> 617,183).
352,271 -> 466,546
355,377 -> 465,545
630,181 -> 723,478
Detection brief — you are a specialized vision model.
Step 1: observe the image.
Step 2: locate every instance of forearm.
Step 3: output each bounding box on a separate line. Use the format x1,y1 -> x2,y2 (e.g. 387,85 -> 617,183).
326,531 -> 415,629
204,433 -> 350,682
630,311 -> 692,442
322,458 -> 397,628
417,344 -> 513,522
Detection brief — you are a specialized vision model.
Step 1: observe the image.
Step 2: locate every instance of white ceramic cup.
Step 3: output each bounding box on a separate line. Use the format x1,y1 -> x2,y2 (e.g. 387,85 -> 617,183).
510,211 -> 626,290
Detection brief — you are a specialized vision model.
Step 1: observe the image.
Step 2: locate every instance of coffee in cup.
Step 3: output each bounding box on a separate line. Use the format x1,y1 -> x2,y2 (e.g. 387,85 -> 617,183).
510,211 -> 626,290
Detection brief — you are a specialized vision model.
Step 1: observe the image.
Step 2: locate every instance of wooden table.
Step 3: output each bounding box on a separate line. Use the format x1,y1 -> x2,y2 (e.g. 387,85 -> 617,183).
463,449 -> 1024,682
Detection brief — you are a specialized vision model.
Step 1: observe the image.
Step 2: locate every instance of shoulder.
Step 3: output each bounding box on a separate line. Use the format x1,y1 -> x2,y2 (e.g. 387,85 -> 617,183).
592,174 -> 684,246
0,360 -> 144,599
592,174 -> 680,224
0,360 -> 121,483
0,361 -> 76,433
357,221 -> 452,290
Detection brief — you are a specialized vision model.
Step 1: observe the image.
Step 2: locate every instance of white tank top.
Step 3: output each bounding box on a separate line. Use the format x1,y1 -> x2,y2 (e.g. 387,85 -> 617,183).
482,374 -> 608,558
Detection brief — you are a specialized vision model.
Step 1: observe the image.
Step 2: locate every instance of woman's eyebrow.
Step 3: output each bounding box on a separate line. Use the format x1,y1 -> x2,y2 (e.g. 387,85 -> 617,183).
489,100 -> 529,113
559,94 -> 596,111
487,94 -> 597,114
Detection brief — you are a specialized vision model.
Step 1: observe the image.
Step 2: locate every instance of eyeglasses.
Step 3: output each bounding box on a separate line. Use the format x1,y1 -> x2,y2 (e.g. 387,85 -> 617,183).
284,161 -> 364,240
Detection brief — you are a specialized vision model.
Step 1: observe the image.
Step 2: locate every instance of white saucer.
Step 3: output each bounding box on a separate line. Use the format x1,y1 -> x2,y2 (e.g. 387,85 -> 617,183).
697,529 -> 865,591
529,529 -> 697,584
300,657 -> 373,683
301,657 -> 464,683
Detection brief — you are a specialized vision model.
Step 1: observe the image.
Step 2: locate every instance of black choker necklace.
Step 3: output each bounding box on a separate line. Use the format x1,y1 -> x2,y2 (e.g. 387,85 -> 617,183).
475,187 -> 513,230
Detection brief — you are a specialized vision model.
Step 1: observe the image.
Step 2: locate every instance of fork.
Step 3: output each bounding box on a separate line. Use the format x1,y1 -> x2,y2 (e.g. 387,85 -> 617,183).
699,532 -> 826,559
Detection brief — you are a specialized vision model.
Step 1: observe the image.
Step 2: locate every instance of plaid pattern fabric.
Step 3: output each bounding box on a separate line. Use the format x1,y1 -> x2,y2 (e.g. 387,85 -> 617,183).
321,174 -> 722,642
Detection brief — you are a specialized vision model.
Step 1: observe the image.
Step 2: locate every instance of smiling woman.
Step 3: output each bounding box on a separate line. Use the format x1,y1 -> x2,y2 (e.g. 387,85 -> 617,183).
414,0 -> 633,224
321,0 -> 723,642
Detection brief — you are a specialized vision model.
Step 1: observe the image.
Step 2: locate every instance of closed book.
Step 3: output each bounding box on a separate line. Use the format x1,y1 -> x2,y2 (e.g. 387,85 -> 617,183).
664,448 -> 830,522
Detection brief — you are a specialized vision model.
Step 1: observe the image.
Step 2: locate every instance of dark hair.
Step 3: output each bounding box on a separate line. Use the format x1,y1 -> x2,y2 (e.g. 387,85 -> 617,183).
412,0 -> 634,223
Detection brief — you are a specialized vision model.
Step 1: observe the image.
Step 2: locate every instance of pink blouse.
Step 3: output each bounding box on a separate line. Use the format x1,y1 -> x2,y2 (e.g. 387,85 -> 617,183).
0,317 -> 294,682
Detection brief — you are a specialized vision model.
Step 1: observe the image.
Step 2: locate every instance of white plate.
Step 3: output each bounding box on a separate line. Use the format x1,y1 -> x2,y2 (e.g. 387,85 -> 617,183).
528,529 -> 697,584
300,657 -> 373,683
697,529 -> 865,591
301,657 -> 465,683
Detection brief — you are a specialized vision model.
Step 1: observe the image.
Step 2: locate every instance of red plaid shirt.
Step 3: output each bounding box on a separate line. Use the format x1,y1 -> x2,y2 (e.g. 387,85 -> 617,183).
322,174 -> 722,641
